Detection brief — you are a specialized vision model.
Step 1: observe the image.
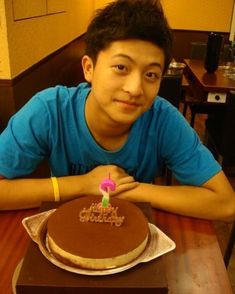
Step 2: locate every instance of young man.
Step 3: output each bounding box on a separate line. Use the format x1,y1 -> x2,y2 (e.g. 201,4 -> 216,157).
0,0 -> 234,221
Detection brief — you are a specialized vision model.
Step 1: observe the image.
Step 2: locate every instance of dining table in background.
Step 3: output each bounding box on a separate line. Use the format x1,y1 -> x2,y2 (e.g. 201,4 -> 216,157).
181,59 -> 235,127
0,205 -> 233,294
184,59 -> 235,103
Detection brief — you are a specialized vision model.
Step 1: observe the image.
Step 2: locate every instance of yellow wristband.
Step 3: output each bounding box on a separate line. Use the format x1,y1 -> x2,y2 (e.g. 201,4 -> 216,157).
51,177 -> 60,202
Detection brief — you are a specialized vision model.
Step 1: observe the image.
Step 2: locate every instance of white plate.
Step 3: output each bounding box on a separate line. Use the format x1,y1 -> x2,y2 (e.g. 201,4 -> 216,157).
22,210 -> 176,275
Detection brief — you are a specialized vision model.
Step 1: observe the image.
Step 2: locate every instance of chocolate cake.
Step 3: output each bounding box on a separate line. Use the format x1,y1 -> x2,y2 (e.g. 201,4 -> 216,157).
47,196 -> 149,270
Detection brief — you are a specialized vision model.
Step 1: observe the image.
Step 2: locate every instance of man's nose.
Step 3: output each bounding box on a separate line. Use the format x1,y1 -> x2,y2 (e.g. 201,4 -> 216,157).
123,72 -> 144,97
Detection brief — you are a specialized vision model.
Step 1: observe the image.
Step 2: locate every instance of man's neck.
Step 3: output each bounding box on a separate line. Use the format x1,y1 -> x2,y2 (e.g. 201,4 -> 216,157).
85,95 -> 131,150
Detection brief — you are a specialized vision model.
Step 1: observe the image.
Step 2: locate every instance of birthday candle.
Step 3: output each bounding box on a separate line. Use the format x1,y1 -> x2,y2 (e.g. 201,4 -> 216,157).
99,174 -> 116,208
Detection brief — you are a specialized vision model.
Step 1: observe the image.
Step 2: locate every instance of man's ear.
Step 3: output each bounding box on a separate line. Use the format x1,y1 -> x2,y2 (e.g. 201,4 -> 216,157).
82,55 -> 94,83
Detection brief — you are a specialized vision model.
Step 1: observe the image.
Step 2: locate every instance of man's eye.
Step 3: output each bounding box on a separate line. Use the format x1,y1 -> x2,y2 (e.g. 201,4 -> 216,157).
146,72 -> 159,80
114,64 -> 126,71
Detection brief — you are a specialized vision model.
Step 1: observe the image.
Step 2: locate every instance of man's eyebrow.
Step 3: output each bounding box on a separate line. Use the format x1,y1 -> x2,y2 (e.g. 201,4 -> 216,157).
112,54 -> 162,69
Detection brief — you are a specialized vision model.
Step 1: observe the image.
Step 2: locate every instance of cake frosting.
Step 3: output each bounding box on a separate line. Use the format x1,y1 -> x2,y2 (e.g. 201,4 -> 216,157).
47,195 -> 149,269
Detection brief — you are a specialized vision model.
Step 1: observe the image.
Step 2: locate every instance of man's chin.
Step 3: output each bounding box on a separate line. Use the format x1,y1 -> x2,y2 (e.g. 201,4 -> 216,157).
110,114 -> 139,126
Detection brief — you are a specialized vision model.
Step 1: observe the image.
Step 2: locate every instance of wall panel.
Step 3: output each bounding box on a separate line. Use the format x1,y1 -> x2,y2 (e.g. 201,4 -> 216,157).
162,0 -> 233,32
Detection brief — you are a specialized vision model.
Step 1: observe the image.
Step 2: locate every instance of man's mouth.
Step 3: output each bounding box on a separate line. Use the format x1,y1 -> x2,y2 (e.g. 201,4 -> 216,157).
114,99 -> 140,108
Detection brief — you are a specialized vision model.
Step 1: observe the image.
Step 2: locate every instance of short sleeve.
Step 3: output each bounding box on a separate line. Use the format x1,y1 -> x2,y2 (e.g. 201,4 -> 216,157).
159,108 -> 221,186
0,94 -> 50,178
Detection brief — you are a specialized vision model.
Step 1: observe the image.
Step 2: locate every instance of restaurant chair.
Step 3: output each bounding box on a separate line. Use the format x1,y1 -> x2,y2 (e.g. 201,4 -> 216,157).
205,90 -> 235,172
158,73 -> 183,185
183,42 -> 232,127
189,41 -> 206,60
205,91 -> 235,268
182,41 -> 209,127
220,43 -> 234,62
158,73 -> 183,109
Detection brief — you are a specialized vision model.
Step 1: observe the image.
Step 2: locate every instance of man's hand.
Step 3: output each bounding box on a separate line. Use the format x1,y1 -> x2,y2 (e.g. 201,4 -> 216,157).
83,165 -> 138,196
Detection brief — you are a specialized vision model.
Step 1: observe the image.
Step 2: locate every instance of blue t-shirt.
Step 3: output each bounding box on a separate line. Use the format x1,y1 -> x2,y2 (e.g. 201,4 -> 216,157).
0,83 -> 221,185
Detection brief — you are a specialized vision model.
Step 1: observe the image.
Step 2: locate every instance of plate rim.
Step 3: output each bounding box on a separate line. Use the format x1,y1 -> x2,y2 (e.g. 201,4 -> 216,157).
22,210 -> 176,276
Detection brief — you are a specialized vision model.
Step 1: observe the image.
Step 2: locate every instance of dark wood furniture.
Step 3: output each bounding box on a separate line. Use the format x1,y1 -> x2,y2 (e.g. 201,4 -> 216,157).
159,73 -> 183,109
158,72 -> 183,185
205,90 -> 235,167
0,36 -> 86,131
205,91 -> 235,268
0,206 -> 233,294
184,59 -> 235,93
183,59 -> 235,127
182,42 -> 206,124
189,42 -> 206,60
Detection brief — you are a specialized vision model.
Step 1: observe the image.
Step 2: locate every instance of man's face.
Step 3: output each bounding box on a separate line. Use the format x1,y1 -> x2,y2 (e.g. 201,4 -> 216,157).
83,39 -> 165,126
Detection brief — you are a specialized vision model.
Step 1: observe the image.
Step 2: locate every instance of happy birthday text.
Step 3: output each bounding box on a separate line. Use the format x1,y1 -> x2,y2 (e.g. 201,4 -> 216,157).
79,203 -> 125,227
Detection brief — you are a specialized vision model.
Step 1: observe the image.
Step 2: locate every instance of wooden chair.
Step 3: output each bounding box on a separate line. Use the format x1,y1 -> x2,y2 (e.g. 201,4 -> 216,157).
182,42 -> 207,126
183,42 -> 233,127
205,90 -> 235,171
189,41 -> 206,60
205,91 -> 235,267
159,73 -> 183,109
158,73 -> 183,185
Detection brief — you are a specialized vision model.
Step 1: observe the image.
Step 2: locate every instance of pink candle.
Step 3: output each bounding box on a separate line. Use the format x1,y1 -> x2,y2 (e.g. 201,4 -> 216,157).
99,174 -> 116,207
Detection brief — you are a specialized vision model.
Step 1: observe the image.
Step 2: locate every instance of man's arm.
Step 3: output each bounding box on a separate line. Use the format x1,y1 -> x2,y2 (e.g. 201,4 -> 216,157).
0,165 -> 138,210
1,166 -> 234,221
117,170 -> 235,222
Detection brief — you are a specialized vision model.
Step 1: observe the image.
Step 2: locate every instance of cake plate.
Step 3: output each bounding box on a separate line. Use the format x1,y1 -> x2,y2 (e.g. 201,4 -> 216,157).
22,209 -> 175,276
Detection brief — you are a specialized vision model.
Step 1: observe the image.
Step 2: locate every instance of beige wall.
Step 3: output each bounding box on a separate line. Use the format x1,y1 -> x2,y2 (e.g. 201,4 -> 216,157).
94,0 -> 234,32
94,0 -> 111,9
0,1 -> 11,78
162,0 -> 233,32
0,0 -> 233,80
1,0 -> 95,79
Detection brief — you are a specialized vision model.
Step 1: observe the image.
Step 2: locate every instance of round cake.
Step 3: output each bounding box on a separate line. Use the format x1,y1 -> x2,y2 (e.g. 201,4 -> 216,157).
47,195 -> 149,270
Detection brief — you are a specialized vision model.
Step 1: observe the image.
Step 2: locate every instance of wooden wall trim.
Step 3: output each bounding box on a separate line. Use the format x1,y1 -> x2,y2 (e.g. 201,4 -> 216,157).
0,79 -> 13,86
12,33 -> 86,85
172,29 -> 229,62
0,35 -> 86,130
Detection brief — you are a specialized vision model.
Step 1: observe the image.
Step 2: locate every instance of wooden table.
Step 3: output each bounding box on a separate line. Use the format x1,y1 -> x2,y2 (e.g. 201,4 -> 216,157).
184,59 -> 235,103
182,59 -> 235,126
0,208 -> 37,293
184,59 -> 235,92
0,207 -> 233,294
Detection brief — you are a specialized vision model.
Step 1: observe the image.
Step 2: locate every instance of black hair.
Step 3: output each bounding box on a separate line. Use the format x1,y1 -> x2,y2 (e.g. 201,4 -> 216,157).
85,0 -> 173,72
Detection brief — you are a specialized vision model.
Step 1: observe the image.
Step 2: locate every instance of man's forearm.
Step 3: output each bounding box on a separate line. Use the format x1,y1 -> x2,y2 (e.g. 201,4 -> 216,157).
0,164 -> 139,210
0,175 -> 87,210
1,169 -> 234,221
117,178 -> 235,222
